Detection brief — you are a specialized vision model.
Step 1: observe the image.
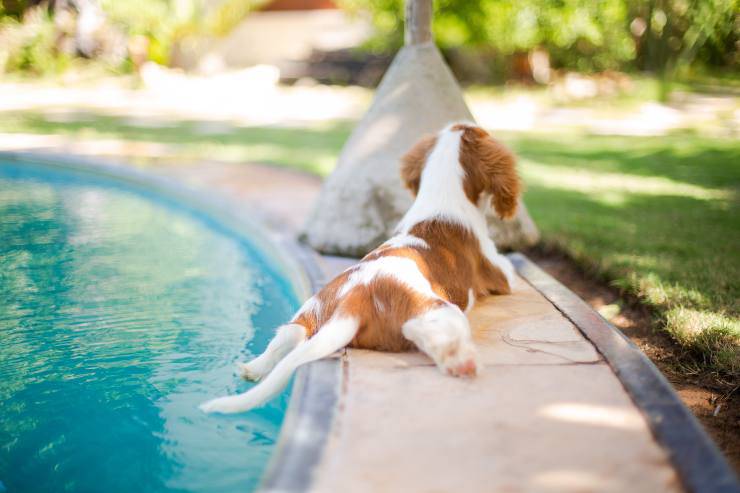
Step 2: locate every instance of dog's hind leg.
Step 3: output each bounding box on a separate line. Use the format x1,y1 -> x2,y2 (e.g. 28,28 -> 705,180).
237,323 -> 307,381
200,315 -> 358,414
402,304 -> 479,378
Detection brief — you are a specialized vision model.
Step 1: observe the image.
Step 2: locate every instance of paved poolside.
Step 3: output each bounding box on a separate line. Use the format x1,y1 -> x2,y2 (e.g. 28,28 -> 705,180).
149,160 -> 684,492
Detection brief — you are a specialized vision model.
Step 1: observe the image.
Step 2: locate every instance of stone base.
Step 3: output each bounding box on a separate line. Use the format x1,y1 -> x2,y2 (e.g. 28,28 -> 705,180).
302,42 -> 539,256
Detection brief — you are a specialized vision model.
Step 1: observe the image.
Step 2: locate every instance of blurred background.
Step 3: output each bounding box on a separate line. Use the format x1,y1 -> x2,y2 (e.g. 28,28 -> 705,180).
0,0 -> 737,162
0,0 -> 738,467
1,0 -> 737,88
1,0 -> 737,144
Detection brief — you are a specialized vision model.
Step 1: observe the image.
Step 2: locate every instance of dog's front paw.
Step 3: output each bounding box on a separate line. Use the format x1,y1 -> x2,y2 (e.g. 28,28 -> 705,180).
236,361 -> 266,382
199,396 -> 240,414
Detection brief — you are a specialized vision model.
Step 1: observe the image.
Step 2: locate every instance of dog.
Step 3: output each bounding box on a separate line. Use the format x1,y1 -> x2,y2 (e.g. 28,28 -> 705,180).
200,122 -> 520,414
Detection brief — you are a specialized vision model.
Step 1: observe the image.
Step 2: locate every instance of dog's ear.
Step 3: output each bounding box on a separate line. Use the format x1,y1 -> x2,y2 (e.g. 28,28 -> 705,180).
463,129 -> 521,219
400,134 -> 437,196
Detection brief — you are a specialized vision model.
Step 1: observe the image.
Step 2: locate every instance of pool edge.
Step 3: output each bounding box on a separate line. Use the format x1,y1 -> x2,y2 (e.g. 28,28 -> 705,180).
0,150 -> 342,493
258,241 -> 344,493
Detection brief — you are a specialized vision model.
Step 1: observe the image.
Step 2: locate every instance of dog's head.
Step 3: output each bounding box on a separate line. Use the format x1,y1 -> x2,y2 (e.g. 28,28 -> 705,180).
400,123 -> 521,220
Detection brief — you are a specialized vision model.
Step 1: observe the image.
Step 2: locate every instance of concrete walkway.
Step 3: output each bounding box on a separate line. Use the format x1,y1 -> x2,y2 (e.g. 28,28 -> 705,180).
313,259 -> 680,493
145,160 -> 685,492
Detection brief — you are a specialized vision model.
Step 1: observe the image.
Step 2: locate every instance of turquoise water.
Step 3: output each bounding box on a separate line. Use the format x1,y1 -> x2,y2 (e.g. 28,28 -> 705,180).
0,161 -> 300,493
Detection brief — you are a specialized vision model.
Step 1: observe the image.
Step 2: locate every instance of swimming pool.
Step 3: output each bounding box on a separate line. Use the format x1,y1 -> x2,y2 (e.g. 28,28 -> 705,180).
0,159 -> 303,493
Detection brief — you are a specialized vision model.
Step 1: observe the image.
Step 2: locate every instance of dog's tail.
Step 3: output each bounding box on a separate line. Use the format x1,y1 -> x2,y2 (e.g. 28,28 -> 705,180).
199,315 -> 358,414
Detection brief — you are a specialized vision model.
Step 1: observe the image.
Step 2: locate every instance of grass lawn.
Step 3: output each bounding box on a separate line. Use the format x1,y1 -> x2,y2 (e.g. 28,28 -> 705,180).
505,131 -> 739,376
1,111 -> 738,376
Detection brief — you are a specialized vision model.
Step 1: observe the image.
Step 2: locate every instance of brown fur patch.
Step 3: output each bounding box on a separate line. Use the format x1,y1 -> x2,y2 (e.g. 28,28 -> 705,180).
454,124 -> 521,219
342,278 -> 442,352
291,269 -> 352,337
292,266 -> 441,352
409,221 -> 511,302
367,221 -> 511,308
400,134 -> 437,195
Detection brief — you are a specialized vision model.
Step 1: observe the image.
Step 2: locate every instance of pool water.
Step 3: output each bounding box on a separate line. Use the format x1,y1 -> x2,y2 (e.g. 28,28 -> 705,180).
0,161 -> 300,493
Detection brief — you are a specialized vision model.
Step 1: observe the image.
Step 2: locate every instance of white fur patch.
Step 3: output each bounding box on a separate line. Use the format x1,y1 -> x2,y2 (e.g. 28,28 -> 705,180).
295,295 -> 321,317
238,323 -> 306,381
396,127 -> 473,234
402,303 -> 479,377
381,234 -> 429,250
338,256 -> 438,299
465,288 -> 475,313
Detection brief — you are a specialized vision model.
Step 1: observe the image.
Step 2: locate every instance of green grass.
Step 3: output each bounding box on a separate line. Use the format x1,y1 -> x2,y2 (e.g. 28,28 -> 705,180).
1,111 -> 738,375
502,131 -> 740,375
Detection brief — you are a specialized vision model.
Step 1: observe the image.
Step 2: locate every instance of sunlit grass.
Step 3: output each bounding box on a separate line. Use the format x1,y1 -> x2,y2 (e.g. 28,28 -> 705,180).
1,111 -> 737,374
522,160 -> 733,202
503,131 -> 739,375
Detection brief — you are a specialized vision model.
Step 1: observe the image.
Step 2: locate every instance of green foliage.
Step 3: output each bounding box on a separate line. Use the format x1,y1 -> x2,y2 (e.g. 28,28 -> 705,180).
0,0 -> 269,72
99,0 -> 203,66
2,0 -> 736,77
0,0 -> 35,19
0,7 -> 71,75
629,0 -> 738,98
343,0 -> 738,73
341,0 -> 635,70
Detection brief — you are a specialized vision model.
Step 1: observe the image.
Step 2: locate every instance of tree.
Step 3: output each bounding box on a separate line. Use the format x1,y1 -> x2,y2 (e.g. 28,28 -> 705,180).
342,0 -> 738,74
630,0 -> 738,90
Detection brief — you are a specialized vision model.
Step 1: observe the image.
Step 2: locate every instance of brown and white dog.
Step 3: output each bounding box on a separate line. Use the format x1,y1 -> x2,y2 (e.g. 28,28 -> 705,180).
200,122 -> 520,414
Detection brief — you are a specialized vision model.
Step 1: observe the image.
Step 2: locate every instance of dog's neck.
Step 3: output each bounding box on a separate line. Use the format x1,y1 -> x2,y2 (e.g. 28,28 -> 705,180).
396,128 -> 489,238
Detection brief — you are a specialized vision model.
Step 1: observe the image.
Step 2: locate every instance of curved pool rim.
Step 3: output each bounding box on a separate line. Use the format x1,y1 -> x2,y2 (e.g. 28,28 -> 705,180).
0,151 -> 340,493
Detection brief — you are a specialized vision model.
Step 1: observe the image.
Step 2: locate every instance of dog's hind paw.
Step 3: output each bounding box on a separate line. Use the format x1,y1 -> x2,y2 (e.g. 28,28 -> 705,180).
447,357 -> 478,378
442,344 -> 480,378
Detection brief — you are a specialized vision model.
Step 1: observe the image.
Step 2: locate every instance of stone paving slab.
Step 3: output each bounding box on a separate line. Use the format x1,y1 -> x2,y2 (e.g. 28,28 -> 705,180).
310,258 -> 682,493
314,365 -> 679,493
